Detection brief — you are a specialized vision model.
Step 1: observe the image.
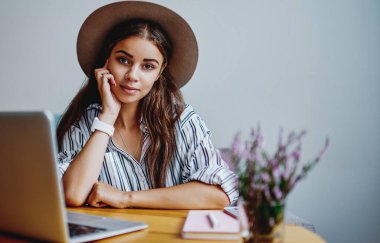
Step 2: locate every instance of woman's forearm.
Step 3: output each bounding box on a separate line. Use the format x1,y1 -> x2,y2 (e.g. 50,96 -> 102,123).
125,181 -> 230,209
62,131 -> 110,206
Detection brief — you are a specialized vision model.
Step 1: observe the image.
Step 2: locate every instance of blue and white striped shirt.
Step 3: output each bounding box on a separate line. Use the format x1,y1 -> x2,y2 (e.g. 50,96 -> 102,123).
57,104 -> 238,205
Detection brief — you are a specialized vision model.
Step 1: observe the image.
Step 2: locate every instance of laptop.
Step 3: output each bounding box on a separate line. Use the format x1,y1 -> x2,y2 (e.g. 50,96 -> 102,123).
0,111 -> 148,242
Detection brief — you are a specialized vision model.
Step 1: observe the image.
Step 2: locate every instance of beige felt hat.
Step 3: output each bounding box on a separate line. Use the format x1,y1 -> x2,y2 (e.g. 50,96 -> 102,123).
77,1 -> 198,88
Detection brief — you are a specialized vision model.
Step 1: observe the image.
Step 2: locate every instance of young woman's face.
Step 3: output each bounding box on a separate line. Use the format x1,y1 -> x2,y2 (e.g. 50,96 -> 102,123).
107,36 -> 164,105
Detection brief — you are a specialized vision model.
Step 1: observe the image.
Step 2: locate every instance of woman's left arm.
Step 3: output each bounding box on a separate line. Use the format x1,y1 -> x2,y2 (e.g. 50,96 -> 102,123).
86,181 -> 230,209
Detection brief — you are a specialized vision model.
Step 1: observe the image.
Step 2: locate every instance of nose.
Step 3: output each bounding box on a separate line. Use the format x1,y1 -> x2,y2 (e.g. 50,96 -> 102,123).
125,65 -> 139,82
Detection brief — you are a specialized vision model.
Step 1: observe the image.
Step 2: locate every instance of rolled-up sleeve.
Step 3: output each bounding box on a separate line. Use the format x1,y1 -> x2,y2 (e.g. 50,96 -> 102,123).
179,110 -> 239,205
57,125 -> 85,180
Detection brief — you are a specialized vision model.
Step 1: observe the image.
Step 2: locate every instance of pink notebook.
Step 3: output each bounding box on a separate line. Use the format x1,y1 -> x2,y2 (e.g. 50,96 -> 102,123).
181,210 -> 240,240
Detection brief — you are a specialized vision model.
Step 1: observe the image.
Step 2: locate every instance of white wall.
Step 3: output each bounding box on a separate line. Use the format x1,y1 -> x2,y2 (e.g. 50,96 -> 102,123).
1,1 -> 379,242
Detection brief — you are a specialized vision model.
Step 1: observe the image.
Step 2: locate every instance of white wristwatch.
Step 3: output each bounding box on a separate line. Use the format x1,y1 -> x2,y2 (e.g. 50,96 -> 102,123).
91,117 -> 115,137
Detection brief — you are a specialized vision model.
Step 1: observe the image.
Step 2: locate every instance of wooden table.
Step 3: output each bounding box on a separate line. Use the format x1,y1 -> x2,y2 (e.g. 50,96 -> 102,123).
66,207 -> 326,243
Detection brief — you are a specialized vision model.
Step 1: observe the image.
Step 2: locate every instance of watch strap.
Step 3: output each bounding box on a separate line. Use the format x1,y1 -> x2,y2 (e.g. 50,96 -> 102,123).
90,117 -> 114,137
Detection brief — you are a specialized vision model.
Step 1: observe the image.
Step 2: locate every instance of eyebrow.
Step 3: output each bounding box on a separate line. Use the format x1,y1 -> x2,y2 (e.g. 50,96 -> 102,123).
115,50 -> 160,65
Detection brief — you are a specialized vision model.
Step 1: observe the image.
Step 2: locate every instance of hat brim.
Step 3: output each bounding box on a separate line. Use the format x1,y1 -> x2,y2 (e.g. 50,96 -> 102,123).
77,1 -> 198,88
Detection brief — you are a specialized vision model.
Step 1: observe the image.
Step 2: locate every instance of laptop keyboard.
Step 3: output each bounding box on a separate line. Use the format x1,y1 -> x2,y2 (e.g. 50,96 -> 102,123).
68,223 -> 106,237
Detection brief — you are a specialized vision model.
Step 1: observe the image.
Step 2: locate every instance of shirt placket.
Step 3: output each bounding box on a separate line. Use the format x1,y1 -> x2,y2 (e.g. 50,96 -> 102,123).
133,127 -> 150,190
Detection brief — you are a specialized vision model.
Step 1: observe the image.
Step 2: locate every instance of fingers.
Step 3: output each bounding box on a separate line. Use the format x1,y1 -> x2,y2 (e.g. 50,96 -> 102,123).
86,182 -> 126,208
87,193 -> 106,207
99,74 -> 116,96
95,69 -> 116,89
93,63 -> 120,121
102,73 -> 116,86
96,70 -> 113,83
87,183 -> 108,208
96,70 -> 109,79
95,59 -> 112,83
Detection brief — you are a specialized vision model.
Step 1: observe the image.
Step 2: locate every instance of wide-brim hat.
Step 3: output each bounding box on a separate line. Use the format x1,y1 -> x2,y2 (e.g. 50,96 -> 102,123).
77,1 -> 198,88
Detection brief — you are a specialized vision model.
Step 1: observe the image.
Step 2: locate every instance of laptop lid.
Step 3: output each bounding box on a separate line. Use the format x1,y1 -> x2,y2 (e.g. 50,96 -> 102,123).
0,111 -> 148,242
0,111 -> 69,242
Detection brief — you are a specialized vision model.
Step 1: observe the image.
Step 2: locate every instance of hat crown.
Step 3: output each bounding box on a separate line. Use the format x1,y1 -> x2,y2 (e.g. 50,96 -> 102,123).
77,1 -> 198,88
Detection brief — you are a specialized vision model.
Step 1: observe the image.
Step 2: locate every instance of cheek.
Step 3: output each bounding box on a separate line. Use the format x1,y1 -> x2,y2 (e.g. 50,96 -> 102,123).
142,71 -> 160,84
140,78 -> 159,96
107,60 -> 116,71
107,62 -> 124,80
141,79 -> 157,93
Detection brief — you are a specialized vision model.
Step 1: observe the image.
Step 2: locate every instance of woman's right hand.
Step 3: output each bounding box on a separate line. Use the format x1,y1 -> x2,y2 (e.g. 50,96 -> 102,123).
94,59 -> 121,125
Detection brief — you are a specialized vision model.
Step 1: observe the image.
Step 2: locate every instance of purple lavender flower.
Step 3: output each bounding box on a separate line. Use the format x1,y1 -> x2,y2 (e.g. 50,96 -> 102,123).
291,146 -> 301,162
256,151 -> 266,167
231,132 -> 242,157
272,166 -> 281,184
252,183 -> 265,191
283,159 -> 295,180
230,126 -> 328,205
264,186 -> 272,201
261,173 -> 270,183
273,186 -> 283,200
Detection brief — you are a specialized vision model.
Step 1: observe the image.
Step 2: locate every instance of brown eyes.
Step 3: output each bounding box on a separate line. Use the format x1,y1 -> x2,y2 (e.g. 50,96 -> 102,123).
118,58 -> 155,71
143,64 -> 155,70
118,57 -> 129,64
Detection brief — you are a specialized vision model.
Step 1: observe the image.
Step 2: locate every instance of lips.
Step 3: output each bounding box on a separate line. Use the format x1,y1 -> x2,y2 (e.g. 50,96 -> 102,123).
120,84 -> 140,94
121,85 -> 139,90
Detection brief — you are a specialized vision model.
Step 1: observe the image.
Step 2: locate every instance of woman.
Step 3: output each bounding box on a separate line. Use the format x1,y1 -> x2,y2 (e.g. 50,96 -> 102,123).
57,1 -> 238,209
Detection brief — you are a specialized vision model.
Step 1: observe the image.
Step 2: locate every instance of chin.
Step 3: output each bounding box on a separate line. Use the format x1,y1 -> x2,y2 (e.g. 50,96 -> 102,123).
119,96 -> 142,105
120,98 -> 140,105
113,91 -> 138,103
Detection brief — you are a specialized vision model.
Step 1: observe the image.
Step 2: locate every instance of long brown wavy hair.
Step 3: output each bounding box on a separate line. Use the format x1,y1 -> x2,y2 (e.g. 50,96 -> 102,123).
57,19 -> 185,188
